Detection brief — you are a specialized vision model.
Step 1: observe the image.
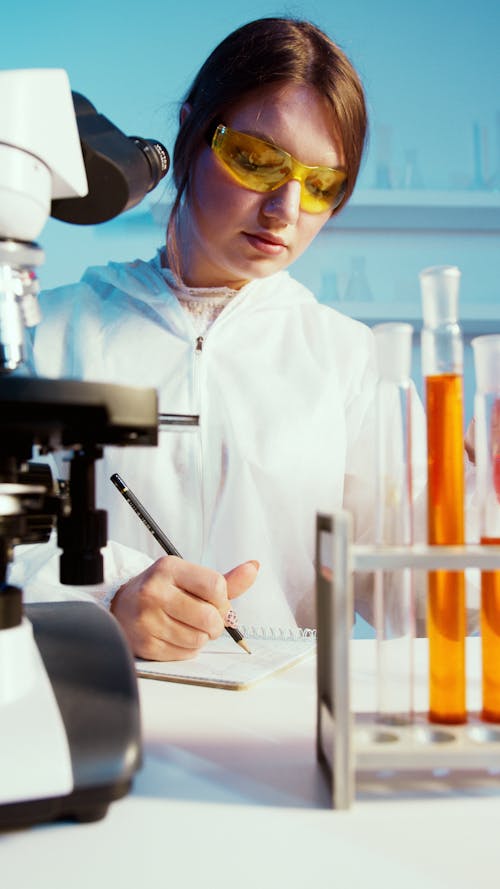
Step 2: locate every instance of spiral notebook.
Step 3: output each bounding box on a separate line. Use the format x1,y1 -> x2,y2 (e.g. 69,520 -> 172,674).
135,625 -> 316,690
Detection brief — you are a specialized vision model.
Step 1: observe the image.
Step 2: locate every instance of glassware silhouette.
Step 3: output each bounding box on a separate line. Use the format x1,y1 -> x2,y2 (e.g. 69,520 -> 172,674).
344,256 -> 373,302
373,322 -> 415,725
401,149 -> 424,189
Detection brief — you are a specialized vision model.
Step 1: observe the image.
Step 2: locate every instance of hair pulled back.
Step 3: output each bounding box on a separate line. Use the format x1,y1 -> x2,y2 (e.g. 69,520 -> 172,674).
167,17 -> 367,278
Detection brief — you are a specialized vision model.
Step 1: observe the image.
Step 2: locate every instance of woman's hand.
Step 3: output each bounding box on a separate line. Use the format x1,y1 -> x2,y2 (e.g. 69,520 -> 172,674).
110,556 -> 259,660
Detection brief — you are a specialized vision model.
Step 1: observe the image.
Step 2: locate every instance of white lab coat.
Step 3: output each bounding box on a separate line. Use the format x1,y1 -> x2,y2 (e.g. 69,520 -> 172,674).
18,250 -> 429,629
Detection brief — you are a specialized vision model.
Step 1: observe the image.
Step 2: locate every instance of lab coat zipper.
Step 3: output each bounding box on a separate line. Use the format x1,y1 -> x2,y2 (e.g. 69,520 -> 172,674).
193,334 -> 206,562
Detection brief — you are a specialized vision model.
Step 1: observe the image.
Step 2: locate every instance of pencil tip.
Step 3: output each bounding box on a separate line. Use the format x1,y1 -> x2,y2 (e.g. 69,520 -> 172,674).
239,639 -> 252,655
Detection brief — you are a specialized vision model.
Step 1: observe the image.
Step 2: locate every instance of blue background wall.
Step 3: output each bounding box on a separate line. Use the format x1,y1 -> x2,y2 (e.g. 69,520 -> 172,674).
3,1 -> 499,392
4,1 -> 500,413
6,0 -> 498,173
4,0 -> 500,283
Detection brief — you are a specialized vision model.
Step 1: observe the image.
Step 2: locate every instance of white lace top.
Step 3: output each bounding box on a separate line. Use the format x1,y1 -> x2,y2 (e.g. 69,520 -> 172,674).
160,267 -> 238,336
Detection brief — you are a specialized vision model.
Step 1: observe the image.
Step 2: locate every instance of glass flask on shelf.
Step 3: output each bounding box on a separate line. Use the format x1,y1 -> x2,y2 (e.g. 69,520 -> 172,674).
320,270 -> 339,305
401,149 -> 424,189
344,256 -> 373,303
374,123 -> 393,189
490,110 -> 500,191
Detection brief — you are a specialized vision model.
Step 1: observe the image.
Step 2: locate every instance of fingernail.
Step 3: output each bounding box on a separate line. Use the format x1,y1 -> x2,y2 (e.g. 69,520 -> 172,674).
247,559 -> 260,571
225,608 -> 239,628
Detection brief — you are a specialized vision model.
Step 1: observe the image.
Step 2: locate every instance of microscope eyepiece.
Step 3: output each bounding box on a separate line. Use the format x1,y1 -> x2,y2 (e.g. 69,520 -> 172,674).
130,137 -> 169,190
50,93 -> 170,225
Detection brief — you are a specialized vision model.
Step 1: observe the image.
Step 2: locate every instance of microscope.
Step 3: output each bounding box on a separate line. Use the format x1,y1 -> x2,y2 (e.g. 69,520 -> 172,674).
0,69 -> 169,828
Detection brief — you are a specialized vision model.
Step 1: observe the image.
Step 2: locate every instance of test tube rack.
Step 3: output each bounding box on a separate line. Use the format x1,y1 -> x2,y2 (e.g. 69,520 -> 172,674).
315,511 -> 500,809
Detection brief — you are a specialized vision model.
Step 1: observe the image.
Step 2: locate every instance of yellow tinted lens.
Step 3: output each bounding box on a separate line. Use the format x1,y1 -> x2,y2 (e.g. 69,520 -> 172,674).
301,169 -> 347,213
211,125 -> 347,213
212,127 -> 290,192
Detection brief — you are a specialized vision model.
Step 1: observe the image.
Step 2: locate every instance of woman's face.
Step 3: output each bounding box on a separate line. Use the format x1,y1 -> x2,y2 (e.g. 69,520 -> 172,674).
179,82 -> 343,289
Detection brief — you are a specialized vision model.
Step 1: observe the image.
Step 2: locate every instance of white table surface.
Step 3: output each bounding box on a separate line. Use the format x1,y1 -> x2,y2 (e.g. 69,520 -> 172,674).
2,639 -> 500,889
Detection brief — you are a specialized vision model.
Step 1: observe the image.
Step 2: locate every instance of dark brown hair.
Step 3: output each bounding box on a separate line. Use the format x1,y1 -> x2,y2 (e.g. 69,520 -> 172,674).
166,17 -> 368,280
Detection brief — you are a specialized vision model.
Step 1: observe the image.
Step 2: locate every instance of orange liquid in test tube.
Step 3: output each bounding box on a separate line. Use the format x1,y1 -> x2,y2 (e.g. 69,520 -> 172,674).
480,537 -> 500,722
426,374 -> 466,724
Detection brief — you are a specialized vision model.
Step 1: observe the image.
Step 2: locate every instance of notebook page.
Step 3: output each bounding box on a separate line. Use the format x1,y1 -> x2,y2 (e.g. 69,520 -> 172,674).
136,633 -> 316,690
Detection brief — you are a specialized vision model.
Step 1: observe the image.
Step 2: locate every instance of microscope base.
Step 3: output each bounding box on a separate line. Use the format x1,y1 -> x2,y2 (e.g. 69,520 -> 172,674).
0,601 -> 142,829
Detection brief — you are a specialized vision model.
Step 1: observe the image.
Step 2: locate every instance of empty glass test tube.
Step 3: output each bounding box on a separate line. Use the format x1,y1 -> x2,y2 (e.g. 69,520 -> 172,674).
373,323 -> 415,725
471,335 -> 500,722
420,265 -> 466,724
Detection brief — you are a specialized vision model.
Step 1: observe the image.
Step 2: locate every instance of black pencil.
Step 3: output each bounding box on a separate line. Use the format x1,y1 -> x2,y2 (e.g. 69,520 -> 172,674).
110,472 -> 251,654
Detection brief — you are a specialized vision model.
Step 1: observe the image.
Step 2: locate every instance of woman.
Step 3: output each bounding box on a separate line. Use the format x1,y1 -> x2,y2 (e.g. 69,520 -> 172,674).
29,17 -> 425,659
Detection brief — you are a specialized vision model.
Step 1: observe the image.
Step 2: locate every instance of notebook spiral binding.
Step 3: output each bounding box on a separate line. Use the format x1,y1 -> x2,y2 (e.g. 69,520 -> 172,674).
238,625 -> 317,641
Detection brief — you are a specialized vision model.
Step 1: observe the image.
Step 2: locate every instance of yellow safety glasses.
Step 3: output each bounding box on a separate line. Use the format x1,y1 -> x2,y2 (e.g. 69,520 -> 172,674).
210,124 -> 347,214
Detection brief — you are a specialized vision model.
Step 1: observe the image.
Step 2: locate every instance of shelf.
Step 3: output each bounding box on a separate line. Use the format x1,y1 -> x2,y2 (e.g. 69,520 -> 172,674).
352,543 -> 500,571
323,301 -> 499,336
327,189 -> 500,232
110,189 -> 500,234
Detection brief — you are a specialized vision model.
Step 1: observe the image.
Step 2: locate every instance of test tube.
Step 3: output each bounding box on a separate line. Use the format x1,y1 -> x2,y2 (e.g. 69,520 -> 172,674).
471,335 -> 500,722
373,323 -> 415,725
420,266 -> 466,724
